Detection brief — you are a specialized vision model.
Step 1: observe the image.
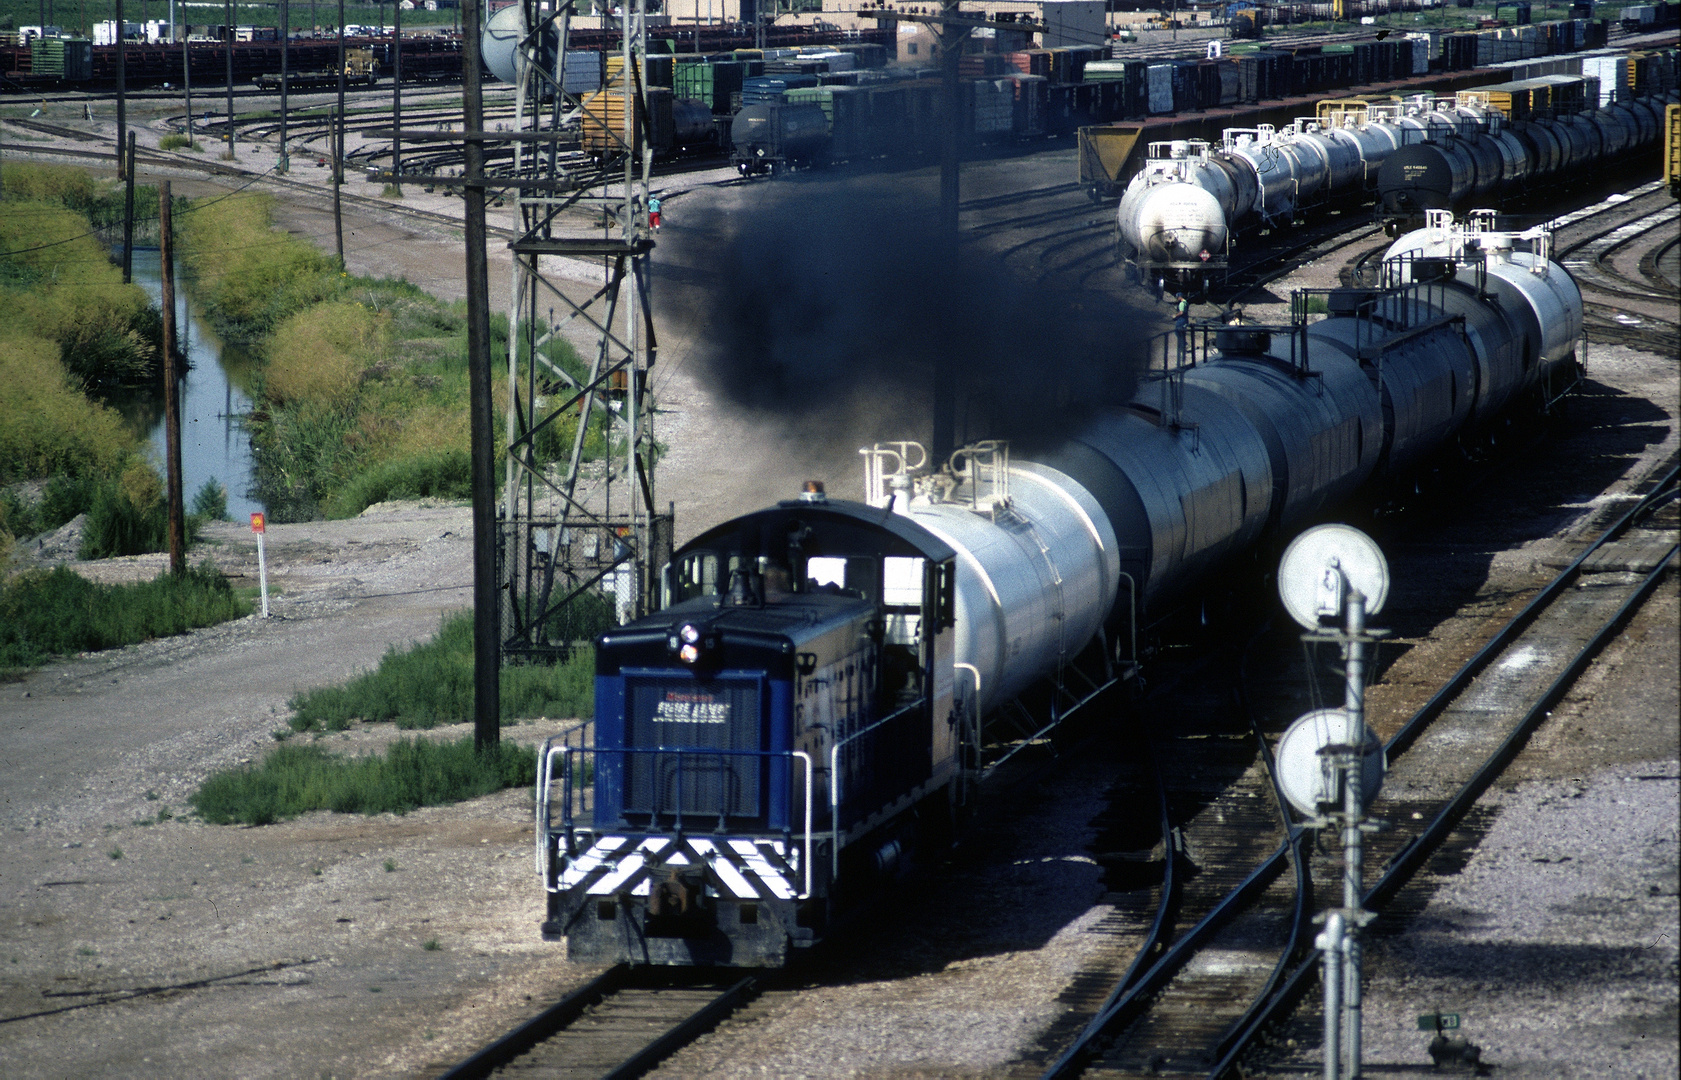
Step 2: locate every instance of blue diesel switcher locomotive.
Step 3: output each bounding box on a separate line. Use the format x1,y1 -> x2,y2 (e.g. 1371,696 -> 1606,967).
536,210 -> 1586,968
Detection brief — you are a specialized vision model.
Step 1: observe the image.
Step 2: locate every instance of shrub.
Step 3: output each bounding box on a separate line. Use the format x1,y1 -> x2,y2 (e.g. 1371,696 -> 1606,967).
0,333 -> 138,485
189,737 -> 539,825
264,300 -> 392,407
0,200 -> 163,391
0,163 -> 100,213
0,562 -> 249,675
192,478 -> 229,521
174,193 -> 336,341
289,610 -> 597,731
248,399 -> 360,522
158,133 -> 192,151
325,449 -> 470,518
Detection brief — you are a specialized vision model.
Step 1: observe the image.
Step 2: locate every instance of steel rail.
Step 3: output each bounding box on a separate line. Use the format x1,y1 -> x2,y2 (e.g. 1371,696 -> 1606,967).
1205,465 -> 1678,1078
602,976 -> 758,1080
1387,463 -> 1678,760
1202,631 -> 1315,1080
1041,823 -> 1292,1079
438,967 -> 758,1080
1044,465 -> 1677,1079
438,963 -> 630,1080
1069,722 -> 1182,1058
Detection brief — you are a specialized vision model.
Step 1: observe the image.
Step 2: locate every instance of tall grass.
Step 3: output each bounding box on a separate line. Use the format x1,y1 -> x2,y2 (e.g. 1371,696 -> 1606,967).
0,563 -> 250,676
189,737 -> 538,826
174,193 -> 336,342
289,609 -> 597,732
0,332 -> 137,484
174,192 -> 607,523
0,184 -> 163,391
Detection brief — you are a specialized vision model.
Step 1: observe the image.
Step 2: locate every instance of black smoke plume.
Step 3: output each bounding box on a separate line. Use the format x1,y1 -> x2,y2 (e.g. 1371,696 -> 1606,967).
657,179 -> 1150,454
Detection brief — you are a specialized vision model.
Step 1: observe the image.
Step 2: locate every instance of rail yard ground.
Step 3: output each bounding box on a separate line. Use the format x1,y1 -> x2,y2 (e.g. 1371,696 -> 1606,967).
0,107 -> 1676,1078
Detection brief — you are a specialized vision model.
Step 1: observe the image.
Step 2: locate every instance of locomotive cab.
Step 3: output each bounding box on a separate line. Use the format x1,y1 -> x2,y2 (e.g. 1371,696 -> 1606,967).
538,491 -> 959,967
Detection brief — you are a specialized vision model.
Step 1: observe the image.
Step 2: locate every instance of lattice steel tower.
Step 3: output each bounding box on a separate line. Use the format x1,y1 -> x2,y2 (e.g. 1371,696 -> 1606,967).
498,0 -> 670,663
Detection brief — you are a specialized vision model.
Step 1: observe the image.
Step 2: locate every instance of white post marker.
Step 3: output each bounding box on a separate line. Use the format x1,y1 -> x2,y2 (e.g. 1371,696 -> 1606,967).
251,512 -> 270,618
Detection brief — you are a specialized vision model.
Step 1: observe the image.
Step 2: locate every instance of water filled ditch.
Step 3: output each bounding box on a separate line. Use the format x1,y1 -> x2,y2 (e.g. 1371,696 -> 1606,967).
117,248 -> 264,521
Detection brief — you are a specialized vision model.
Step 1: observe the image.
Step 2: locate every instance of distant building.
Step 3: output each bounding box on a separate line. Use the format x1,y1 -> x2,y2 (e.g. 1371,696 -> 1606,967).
1039,0 -> 1104,49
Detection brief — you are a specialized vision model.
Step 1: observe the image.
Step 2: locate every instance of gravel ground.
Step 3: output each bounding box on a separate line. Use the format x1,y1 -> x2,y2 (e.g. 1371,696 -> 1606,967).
1,108 -> 1676,1078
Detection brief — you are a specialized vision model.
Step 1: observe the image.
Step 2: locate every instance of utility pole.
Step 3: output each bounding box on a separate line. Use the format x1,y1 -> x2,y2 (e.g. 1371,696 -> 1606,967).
122,131 -> 136,283
933,0 -> 967,464
865,3 -> 1039,463
159,181 -> 186,575
463,0 -> 500,750
224,0 -> 235,157
391,0 -> 401,193
116,0 -> 127,179
184,24 -> 193,148
280,0 -> 289,172
335,0 -> 346,265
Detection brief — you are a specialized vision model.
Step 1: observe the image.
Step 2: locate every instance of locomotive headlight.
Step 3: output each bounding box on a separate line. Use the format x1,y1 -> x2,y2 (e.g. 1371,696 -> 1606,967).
678,623 -> 703,664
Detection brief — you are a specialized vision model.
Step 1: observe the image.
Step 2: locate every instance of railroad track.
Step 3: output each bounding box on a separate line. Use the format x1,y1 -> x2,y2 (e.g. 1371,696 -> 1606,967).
436,965 -> 758,1080
1548,184 -> 1681,358
1033,460 -> 1677,1079
0,119 -> 522,242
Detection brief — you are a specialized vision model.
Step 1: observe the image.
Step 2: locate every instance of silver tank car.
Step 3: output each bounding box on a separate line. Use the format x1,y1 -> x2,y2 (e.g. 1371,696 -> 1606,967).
1115,140 -> 1252,273
868,213 -> 1583,727
1383,209 -> 1584,413
1117,109 -> 1419,291
1376,89 -> 1678,220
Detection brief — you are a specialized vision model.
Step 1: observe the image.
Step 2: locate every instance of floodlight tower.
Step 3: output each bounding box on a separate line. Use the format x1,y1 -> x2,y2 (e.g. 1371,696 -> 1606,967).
496,0 -> 670,665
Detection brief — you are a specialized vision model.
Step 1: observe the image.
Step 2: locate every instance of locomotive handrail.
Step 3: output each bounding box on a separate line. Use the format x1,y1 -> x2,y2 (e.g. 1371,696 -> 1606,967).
539,742 -> 816,899
536,720 -> 595,879
828,699 -> 927,880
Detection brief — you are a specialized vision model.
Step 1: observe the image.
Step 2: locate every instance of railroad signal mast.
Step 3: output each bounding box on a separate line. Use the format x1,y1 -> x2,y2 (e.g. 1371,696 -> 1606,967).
1277,525 -> 1392,1080
499,0 -> 669,666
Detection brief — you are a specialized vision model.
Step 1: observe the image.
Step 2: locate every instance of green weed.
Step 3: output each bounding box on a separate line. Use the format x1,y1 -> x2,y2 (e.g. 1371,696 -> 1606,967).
189,737 -> 539,826
158,133 -> 192,151
0,334 -> 139,486
107,848 -> 122,860
0,562 -> 249,675
422,938 -> 440,951
324,449 -> 470,518
287,610 -> 597,732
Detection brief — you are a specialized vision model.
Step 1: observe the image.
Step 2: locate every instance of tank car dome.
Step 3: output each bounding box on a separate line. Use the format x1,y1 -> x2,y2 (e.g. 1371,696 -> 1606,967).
482,5 -> 526,86
1118,182 -> 1229,266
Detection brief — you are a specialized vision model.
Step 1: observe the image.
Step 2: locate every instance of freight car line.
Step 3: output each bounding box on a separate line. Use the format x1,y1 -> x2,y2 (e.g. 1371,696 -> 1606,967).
1039,463 -> 1679,1080
436,966 -> 758,1080
1231,461 -> 1679,1079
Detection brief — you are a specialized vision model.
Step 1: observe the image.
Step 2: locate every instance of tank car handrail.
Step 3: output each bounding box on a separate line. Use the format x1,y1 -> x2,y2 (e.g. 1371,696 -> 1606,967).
983,677 -> 1116,782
